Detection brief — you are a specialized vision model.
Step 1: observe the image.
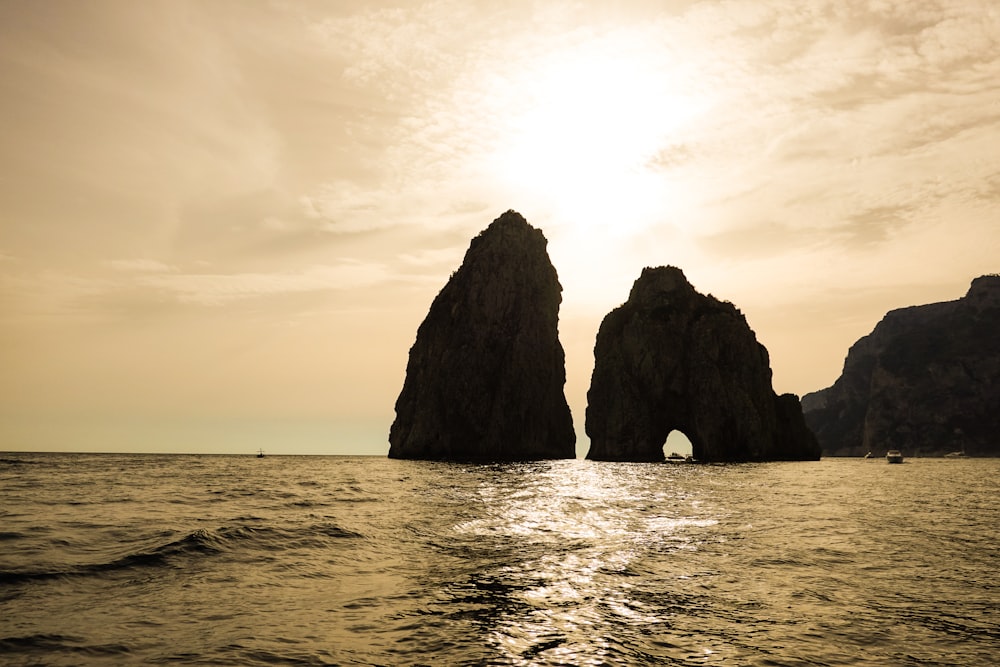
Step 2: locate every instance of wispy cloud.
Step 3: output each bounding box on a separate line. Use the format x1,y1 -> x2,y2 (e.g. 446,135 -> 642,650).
0,2 -> 280,200
2,0 -> 997,449
302,0 -> 999,248
137,262 -> 392,306
107,259 -> 175,273
396,247 -> 464,268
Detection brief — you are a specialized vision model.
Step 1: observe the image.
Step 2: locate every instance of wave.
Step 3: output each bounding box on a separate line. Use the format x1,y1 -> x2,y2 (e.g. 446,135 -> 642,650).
0,633 -> 131,658
0,522 -> 362,585
0,457 -> 42,467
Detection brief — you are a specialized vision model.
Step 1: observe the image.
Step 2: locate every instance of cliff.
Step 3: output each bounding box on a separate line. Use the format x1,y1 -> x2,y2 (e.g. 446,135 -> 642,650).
802,275 -> 1000,457
388,210 -> 576,461
585,266 -> 820,462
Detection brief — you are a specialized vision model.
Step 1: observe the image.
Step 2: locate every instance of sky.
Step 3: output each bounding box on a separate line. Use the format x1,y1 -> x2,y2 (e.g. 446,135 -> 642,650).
1,0 -> 998,456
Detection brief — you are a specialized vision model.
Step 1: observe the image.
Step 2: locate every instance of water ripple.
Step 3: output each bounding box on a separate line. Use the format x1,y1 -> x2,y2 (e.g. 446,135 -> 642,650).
1,455 -> 998,665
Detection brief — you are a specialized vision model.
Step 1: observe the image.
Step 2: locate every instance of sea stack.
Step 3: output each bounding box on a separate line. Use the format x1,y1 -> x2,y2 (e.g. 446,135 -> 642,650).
585,266 -> 820,462
388,210 -> 576,461
802,275 -> 1000,457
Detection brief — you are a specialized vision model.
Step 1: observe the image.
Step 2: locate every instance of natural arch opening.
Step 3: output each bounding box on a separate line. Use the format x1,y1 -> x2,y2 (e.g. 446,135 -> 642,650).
663,430 -> 693,460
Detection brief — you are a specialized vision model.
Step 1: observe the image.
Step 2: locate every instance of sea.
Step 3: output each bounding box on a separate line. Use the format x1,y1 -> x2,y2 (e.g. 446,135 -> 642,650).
1,454 -> 997,666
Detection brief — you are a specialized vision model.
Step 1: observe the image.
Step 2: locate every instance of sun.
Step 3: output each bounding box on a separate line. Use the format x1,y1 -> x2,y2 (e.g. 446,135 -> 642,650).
487,38 -> 705,235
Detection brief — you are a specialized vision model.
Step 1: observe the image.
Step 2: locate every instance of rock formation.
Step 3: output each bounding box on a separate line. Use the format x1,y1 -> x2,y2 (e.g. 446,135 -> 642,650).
585,266 -> 820,462
802,275 -> 1000,457
388,210 -> 576,461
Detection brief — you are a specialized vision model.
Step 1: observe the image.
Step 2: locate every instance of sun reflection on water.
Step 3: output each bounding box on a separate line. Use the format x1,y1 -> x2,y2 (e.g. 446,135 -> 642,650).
447,460 -> 721,663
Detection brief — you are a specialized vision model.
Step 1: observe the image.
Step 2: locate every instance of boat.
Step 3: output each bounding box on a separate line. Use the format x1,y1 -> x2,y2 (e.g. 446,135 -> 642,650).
257,448 -> 265,458
886,449 -> 904,464
665,452 -> 687,463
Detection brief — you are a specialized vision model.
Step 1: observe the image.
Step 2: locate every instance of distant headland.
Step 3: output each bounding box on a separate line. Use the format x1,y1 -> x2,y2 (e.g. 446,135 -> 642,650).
803,275 -> 1000,457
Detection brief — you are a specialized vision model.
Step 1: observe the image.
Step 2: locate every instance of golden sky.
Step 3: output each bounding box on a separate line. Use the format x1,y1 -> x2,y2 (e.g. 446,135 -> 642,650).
2,0 -> 998,455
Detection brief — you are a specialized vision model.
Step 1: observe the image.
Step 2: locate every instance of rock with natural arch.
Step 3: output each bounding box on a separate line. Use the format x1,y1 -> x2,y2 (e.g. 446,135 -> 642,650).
585,266 -> 820,462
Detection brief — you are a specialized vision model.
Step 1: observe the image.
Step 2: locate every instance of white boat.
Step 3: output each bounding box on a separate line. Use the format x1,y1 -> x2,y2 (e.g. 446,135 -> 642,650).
665,452 -> 687,463
886,450 -> 903,464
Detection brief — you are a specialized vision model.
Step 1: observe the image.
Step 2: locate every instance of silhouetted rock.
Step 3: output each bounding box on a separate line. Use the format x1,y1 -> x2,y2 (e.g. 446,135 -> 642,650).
802,275 -> 1000,457
388,210 -> 575,461
585,266 -> 819,462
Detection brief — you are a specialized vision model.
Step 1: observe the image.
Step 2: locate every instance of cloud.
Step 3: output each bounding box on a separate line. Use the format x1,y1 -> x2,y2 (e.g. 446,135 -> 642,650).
299,182 -> 393,233
915,8 -> 999,69
701,201 -> 916,258
837,204 -> 914,247
0,2 -> 280,199
396,247 -> 464,268
259,217 -> 292,232
699,222 -> 819,260
107,259 -> 175,273
297,0 -> 1000,265
138,262 -> 392,306
0,269 -> 116,320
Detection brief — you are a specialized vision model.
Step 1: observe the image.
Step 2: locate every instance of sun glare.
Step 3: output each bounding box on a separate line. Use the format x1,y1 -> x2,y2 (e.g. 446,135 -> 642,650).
489,40 -> 705,234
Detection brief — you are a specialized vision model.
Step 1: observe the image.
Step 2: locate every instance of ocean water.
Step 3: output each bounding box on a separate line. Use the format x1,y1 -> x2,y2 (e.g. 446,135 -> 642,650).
1,454 -> 997,666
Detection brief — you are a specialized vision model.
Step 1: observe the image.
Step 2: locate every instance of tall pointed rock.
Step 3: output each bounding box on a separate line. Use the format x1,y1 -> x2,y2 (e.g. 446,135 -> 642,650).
388,210 -> 576,461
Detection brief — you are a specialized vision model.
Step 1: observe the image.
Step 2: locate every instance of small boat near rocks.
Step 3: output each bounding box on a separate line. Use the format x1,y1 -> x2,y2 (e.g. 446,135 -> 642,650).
886,449 -> 904,464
